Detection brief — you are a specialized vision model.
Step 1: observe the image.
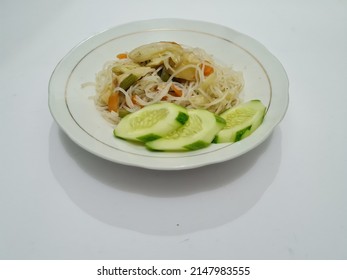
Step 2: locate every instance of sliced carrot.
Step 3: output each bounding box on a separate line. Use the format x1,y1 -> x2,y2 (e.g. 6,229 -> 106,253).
131,95 -> 143,107
170,84 -> 183,97
116,53 -> 128,59
200,63 -> 214,76
108,92 -> 119,112
131,95 -> 138,105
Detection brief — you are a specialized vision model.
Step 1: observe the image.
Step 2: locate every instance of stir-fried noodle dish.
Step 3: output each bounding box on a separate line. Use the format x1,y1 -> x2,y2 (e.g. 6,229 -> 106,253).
89,41 -> 244,125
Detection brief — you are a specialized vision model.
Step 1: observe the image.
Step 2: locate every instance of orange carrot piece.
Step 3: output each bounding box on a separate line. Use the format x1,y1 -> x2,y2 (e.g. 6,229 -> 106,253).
170,84 -> 183,97
116,53 -> 128,59
108,92 -> 119,112
131,95 -> 138,105
200,63 -> 214,76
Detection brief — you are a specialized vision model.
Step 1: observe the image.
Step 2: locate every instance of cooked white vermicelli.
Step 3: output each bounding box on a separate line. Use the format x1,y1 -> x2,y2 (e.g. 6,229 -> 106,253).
91,42 -> 244,125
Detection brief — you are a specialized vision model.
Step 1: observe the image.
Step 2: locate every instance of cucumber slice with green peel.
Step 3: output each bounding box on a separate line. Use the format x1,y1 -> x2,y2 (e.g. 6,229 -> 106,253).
214,100 -> 266,143
146,109 -> 226,151
114,102 -> 189,142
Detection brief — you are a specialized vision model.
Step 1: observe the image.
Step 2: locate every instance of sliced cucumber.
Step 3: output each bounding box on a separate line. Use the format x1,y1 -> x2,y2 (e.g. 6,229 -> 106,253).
214,100 -> 266,143
114,102 -> 188,142
146,109 -> 226,151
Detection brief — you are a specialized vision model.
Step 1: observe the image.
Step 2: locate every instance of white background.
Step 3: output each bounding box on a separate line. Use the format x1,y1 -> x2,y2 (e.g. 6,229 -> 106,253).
1,0 -> 346,260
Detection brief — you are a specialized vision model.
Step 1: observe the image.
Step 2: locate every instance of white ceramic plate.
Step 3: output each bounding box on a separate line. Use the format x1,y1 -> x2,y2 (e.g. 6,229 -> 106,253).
49,19 -> 288,170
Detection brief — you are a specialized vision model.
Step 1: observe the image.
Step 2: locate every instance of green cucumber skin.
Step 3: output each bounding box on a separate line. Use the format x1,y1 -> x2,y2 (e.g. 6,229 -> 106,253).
148,140 -> 210,152
137,133 -> 161,142
235,125 -> 252,142
175,112 -> 189,125
184,140 -> 210,150
215,115 -> 226,125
